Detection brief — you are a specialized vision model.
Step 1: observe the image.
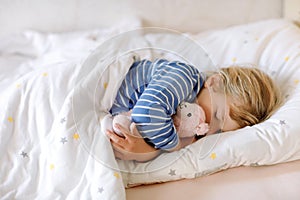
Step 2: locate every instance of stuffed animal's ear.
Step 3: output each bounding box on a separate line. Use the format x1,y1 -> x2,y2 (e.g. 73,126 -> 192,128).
101,114 -> 113,133
195,123 -> 210,136
112,114 -> 131,137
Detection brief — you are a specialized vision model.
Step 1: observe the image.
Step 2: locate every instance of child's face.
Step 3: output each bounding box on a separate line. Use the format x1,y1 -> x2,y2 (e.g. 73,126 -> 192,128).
196,74 -> 240,134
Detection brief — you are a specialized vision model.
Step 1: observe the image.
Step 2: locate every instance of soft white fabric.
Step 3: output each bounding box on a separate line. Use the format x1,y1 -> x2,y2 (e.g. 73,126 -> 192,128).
0,20 -> 141,200
118,19 -> 300,187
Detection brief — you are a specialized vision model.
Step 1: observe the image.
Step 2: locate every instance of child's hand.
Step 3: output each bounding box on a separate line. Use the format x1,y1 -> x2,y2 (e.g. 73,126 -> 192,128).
106,123 -> 160,162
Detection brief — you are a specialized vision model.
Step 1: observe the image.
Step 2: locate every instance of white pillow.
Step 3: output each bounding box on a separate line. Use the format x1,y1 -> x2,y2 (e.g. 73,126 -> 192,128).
117,19 -> 300,187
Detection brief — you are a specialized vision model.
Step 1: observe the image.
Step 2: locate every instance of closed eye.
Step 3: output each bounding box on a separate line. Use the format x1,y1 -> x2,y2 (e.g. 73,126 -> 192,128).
215,129 -> 222,134
214,111 -> 220,121
215,109 -> 224,122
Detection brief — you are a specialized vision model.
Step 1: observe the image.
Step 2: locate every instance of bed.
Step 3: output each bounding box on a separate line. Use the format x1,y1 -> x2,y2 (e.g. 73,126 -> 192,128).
0,1 -> 300,200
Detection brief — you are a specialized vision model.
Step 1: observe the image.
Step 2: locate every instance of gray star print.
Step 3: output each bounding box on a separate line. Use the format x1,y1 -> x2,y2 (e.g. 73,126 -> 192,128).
168,169 -> 176,176
279,120 -> 286,125
60,137 -> 68,144
20,151 -> 28,158
98,187 -> 104,194
60,117 -> 66,123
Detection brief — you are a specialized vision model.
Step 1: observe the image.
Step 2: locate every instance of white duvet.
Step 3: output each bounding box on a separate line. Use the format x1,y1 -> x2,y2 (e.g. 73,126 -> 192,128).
0,27 -> 135,199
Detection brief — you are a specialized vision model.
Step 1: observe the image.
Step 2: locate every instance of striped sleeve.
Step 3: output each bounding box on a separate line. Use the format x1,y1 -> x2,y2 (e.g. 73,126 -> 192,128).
131,59 -> 204,150
110,59 -> 152,115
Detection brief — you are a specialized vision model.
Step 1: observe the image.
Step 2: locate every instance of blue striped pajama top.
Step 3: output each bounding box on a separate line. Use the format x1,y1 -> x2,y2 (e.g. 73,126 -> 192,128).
110,59 -> 205,150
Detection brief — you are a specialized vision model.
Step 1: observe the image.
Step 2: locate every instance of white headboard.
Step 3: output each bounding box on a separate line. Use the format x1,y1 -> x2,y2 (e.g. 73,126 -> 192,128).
0,0 -> 284,37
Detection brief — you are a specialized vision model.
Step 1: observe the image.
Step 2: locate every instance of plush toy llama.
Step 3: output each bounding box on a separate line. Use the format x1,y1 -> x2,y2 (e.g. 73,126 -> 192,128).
172,101 -> 209,137
101,101 -> 209,137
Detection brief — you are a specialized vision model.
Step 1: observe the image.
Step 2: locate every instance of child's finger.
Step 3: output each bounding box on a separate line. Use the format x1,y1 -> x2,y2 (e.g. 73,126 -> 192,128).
113,149 -> 133,161
129,123 -> 143,138
116,123 -> 143,140
115,123 -> 134,138
113,149 -> 125,160
111,142 -> 126,154
106,130 -> 126,147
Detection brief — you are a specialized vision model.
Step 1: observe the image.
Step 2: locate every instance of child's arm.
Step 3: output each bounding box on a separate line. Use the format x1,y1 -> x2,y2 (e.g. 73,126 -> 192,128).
106,123 -> 161,162
130,60 -> 204,151
108,59 -> 204,158
106,123 -> 197,161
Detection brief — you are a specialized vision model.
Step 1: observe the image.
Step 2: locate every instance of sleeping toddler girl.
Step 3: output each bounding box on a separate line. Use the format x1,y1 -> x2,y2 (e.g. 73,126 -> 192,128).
105,58 -> 282,161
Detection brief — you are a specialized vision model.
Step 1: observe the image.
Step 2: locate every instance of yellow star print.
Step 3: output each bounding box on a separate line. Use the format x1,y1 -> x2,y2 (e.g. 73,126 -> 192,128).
294,79 -> 299,85
42,72 -> 48,77
113,172 -> 120,179
103,82 -> 108,89
232,57 -> 237,63
7,117 -> 14,123
284,56 -> 289,62
73,133 -> 80,140
210,152 -> 217,160
16,84 -> 21,88
49,164 -> 55,170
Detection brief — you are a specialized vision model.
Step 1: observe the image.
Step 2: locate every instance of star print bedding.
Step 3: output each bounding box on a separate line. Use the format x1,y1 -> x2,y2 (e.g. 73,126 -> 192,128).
0,25 -> 141,199
1,19 -> 300,199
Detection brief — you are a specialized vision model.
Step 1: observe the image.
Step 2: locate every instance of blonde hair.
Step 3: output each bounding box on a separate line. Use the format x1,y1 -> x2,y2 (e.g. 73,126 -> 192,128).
218,66 -> 282,127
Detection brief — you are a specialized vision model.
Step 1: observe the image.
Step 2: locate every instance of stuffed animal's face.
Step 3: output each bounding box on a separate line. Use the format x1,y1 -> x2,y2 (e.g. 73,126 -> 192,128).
173,102 -> 209,137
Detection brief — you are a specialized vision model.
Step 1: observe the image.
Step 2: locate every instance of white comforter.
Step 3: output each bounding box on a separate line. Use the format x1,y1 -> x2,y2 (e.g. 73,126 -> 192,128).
0,29 -> 133,199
